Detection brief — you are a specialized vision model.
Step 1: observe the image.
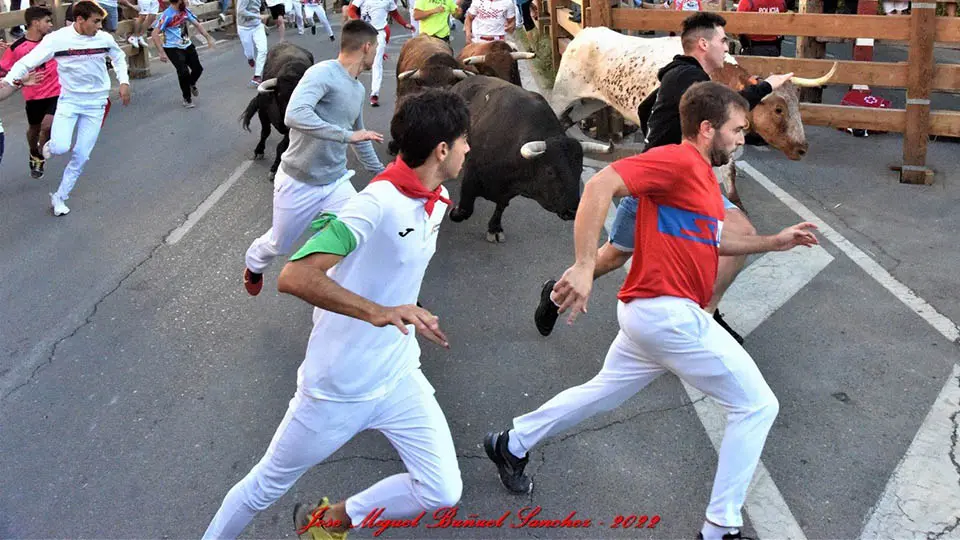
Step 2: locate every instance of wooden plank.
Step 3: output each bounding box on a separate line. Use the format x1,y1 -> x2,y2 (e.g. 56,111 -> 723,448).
556,7 -> 582,36
550,0 -> 561,69
929,110 -> 960,138
609,9 -> 912,39
902,4 -> 937,184
934,13 -> 960,43
592,0 -> 612,27
0,8 -> 27,28
800,104 -> 960,137
733,57 -> 960,92
800,103 -> 906,132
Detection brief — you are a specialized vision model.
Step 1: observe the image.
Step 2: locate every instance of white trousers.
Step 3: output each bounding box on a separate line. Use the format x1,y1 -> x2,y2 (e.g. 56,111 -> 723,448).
511,296 -> 779,528
371,29 -> 387,96
409,3 -> 418,33
290,0 -> 304,31
238,24 -> 268,77
245,167 -> 357,274
202,370 -> 463,539
48,98 -> 107,201
303,3 -> 333,36
883,0 -> 908,11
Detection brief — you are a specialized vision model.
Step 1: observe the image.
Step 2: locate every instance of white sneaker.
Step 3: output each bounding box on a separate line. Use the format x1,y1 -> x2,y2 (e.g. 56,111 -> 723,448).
138,36 -> 149,48
50,193 -> 70,216
41,140 -> 52,160
183,99 -> 196,108
127,35 -> 139,48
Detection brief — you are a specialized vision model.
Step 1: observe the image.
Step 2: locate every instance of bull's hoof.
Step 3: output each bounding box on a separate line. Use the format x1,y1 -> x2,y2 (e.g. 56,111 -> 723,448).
254,152 -> 265,160
449,206 -> 471,222
485,231 -> 507,243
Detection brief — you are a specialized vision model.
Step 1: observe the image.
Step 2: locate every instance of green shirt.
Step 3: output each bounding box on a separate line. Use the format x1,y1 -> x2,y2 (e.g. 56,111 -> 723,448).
415,0 -> 457,38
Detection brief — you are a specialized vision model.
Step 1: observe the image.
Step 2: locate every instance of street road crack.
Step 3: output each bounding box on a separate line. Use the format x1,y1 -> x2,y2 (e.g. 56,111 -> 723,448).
1,234 -> 173,404
925,374 -> 960,539
546,396 -> 708,447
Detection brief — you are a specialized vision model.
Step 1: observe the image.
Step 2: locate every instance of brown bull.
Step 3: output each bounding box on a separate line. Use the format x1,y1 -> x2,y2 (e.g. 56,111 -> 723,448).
395,35 -> 473,106
457,41 -> 536,86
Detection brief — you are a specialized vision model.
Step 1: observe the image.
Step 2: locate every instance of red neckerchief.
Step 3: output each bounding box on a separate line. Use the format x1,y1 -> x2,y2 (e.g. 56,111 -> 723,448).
370,158 -> 451,217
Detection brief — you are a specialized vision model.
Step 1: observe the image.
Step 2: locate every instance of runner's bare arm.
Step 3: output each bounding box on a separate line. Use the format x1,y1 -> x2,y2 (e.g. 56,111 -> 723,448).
553,166 -> 631,323
278,254 -> 449,347
719,221 -> 819,256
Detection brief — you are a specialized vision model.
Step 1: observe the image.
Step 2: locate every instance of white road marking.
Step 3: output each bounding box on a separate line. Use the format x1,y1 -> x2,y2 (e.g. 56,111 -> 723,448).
718,246 -> 835,337
165,160 -> 254,245
859,365 -> 960,540
737,160 -> 960,343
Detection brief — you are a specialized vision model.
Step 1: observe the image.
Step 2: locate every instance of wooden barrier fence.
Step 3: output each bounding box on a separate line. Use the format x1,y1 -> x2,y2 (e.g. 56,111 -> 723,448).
545,0 -> 960,184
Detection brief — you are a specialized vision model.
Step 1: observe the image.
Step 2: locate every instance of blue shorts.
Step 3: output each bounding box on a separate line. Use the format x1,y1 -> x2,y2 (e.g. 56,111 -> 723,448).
609,194 -> 738,252
101,4 -> 119,32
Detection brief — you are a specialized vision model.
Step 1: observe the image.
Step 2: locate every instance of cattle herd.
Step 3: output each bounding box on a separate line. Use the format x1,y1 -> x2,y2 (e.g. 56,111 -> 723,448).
245,28 -> 839,239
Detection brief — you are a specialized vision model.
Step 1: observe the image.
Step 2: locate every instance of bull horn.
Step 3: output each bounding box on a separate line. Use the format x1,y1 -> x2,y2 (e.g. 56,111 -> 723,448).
790,62 -> 838,88
257,78 -> 278,93
398,69 -> 420,80
462,55 -> 486,65
452,69 -> 473,80
580,140 -> 614,154
510,52 -> 536,60
520,141 -> 547,159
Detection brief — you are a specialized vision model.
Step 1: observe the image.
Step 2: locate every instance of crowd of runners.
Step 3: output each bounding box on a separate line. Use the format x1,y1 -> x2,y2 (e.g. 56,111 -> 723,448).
0,3 -> 823,539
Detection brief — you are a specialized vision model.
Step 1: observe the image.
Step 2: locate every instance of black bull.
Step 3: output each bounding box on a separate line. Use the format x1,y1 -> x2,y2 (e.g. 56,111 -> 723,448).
448,76 -> 613,243
240,43 -> 314,181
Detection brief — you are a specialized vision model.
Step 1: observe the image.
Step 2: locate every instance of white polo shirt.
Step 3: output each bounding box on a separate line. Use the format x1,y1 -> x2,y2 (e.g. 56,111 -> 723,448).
292,180 -> 449,402
467,0 -> 516,38
351,0 -> 398,30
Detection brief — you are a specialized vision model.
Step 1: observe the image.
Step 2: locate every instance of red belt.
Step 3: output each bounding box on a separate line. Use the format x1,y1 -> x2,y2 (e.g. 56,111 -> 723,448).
478,35 -> 505,41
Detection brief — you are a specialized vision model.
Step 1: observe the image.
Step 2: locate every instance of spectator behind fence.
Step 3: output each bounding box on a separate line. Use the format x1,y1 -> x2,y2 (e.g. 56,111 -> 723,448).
736,0 -> 785,56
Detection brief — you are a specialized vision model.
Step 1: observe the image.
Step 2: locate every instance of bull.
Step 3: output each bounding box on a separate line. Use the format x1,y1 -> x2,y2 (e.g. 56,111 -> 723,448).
458,41 -> 536,86
240,42 -> 315,181
395,35 -> 474,105
448,76 -> 613,243
551,27 -> 836,204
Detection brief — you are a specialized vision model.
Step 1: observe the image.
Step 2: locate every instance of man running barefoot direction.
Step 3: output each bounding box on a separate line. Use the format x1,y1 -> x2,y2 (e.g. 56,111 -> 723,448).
0,0 -> 130,217
485,82 -> 818,540
203,89 -> 470,540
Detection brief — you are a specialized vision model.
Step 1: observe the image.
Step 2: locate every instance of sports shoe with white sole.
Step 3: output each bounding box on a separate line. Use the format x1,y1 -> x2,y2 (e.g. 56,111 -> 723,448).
138,36 -> 149,48
50,193 -> 70,216
183,99 -> 195,108
484,430 -> 533,494
127,35 -> 139,48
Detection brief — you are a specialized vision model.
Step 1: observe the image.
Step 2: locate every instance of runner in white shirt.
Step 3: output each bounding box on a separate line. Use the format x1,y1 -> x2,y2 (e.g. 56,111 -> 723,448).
348,0 -> 413,107
0,0 -> 130,217
203,88 -> 471,540
464,0 -> 515,43
303,0 -> 335,40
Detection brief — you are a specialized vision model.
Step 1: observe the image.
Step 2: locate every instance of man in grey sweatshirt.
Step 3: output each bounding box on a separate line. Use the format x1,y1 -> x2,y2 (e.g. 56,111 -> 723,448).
243,20 -> 386,296
236,0 -> 267,86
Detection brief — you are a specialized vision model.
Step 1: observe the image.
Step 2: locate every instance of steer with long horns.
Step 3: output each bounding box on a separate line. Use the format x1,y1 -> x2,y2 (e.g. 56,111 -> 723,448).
551,27 -> 837,204
448,75 -> 614,243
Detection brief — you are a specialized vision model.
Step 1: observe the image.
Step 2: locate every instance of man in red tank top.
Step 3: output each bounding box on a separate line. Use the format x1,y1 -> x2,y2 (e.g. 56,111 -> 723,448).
483,82 -> 820,540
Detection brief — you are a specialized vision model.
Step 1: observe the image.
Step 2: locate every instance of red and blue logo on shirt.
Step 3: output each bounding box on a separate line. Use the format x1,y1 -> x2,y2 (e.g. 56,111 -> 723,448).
657,204 -> 721,247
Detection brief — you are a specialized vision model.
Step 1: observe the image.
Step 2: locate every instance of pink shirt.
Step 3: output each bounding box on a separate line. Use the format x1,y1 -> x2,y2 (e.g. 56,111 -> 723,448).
0,37 -> 61,101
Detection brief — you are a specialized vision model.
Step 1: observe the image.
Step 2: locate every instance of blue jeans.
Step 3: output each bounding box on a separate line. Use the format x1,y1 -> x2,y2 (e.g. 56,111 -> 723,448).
219,0 -> 230,14
609,194 -> 738,252
101,4 -> 119,31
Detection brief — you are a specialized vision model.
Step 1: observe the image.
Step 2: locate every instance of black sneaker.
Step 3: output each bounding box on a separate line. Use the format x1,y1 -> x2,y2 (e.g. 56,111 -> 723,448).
29,155 -> 44,179
483,430 -> 533,494
696,530 -> 755,540
713,311 -> 744,344
311,25 -> 316,35
534,279 -> 559,336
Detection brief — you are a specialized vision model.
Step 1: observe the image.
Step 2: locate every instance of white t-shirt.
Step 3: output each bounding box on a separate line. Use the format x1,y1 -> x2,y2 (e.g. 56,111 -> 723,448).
351,0 -> 398,30
265,0 -> 284,7
467,0 -> 515,38
297,181 -> 449,402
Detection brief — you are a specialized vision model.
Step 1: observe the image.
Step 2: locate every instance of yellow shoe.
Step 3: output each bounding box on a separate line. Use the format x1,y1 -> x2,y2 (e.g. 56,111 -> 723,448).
293,497 -> 349,540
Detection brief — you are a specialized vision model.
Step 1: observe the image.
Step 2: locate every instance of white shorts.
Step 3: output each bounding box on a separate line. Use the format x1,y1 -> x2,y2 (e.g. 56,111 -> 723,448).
138,0 -> 160,14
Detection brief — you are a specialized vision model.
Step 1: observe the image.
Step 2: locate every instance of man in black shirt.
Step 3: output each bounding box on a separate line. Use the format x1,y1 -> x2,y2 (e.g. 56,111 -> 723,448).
534,12 -> 794,342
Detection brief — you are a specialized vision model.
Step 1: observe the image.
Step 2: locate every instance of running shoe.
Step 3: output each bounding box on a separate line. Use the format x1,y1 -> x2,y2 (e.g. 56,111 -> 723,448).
696,531 -> 755,540
369,94 -> 379,107
533,279 -> 559,336
293,497 -> 348,540
50,192 -> 69,216
243,268 -> 263,296
191,85 -> 199,97
138,35 -> 149,48
127,35 -> 140,48
29,155 -> 44,179
183,99 -> 196,108
483,430 -> 533,494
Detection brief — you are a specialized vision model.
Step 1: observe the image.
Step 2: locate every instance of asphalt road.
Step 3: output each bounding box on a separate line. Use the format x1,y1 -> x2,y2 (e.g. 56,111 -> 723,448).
1,17 -> 959,540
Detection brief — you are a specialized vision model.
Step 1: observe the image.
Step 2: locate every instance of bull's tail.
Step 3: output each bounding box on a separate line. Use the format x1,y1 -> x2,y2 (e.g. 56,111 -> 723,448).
240,96 -> 259,132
